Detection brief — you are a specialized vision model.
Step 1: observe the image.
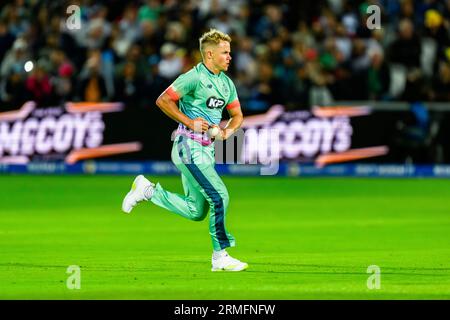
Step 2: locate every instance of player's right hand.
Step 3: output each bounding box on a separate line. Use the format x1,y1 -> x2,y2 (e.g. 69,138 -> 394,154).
189,117 -> 210,133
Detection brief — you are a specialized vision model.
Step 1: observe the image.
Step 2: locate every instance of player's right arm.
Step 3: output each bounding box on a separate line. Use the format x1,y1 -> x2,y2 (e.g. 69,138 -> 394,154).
156,93 -> 209,133
156,69 -> 209,133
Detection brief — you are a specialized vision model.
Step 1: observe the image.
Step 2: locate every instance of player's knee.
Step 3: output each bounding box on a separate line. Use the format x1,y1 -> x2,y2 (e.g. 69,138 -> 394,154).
191,214 -> 206,221
191,204 -> 208,221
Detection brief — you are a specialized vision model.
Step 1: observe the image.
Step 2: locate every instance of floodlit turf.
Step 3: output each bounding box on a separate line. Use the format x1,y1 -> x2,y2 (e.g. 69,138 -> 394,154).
0,175 -> 449,299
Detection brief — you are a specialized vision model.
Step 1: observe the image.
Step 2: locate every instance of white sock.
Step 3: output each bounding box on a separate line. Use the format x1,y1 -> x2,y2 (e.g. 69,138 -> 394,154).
213,249 -> 227,259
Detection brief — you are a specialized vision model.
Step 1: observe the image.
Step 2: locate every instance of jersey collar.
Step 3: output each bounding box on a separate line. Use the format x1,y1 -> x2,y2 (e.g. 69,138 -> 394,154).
201,62 -> 221,77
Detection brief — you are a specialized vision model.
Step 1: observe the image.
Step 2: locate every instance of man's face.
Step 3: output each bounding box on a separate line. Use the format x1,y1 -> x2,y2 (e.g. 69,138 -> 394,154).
211,40 -> 231,71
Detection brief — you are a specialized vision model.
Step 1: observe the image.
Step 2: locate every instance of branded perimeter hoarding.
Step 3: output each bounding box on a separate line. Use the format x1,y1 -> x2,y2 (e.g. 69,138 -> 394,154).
0,101 -> 449,171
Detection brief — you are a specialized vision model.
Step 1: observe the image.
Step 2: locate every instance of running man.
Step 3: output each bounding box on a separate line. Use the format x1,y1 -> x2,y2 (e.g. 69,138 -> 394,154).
122,29 -> 247,272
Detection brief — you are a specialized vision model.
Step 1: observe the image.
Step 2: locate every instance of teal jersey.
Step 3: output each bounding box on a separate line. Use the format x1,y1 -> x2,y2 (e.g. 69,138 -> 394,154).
165,63 -> 240,125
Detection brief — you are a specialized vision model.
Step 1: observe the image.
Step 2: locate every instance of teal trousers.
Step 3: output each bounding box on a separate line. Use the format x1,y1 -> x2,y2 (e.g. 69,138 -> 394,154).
150,135 -> 235,251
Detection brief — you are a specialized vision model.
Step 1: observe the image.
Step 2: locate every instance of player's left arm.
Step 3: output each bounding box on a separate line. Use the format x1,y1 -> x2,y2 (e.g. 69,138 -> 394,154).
220,104 -> 243,140
214,81 -> 243,140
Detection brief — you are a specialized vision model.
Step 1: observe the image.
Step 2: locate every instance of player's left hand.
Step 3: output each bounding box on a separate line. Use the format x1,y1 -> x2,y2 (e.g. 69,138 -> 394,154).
214,127 -> 233,141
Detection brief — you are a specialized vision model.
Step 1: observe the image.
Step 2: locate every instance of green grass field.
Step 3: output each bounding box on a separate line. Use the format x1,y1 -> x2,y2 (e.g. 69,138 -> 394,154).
0,175 -> 449,299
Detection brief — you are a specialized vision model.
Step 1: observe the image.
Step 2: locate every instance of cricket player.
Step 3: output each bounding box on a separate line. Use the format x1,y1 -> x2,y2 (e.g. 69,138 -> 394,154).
122,29 -> 247,272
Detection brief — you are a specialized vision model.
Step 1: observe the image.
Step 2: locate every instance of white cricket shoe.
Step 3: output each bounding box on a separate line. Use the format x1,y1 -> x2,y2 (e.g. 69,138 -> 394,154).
121,175 -> 155,214
211,251 -> 248,272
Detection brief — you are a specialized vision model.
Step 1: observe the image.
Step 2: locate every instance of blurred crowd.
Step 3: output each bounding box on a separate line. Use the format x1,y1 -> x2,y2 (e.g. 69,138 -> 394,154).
1,0 -> 450,113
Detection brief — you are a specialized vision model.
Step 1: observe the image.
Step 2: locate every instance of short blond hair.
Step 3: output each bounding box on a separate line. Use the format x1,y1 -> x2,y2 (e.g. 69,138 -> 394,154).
199,29 -> 231,59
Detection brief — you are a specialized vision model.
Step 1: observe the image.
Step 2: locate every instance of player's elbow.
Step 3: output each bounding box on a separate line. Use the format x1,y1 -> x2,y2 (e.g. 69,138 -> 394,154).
156,95 -> 169,111
155,95 -> 164,108
156,92 -> 175,109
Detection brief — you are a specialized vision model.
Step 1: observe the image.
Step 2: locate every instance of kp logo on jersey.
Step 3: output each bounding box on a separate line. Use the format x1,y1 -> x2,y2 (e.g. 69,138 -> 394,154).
206,96 -> 225,109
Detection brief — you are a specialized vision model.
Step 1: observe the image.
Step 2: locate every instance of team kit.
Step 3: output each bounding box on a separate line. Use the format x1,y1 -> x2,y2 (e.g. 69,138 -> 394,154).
122,29 -> 248,272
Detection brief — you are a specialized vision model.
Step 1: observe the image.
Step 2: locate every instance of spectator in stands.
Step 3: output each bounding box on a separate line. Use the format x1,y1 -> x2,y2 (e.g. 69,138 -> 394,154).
53,61 -> 75,103
355,3 -> 374,39
389,18 -> 422,69
76,50 -> 108,102
247,61 -> 284,112
389,18 -> 425,101
157,42 -> 183,81
350,38 -> 371,100
429,61 -> 450,101
164,21 -> 187,47
1,66 -> 29,109
340,1 -> 359,36
48,49 -> 74,77
114,61 -> 146,109
253,4 -> 284,42
138,0 -> 163,23
367,50 -> 391,100
285,64 -> 310,110
25,59 -> 53,106
334,23 -> 352,63
1,0 -> 450,109
118,43 -> 150,80
137,19 -> 163,58
423,9 -> 450,64
0,19 -> 15,63
234,36 -> 257,81
0,1 -> 30,37
398,0 -> 418,25
266,35 -> 286,78
80,15 -> 111,51
119,4 -> 142,46
291,21 -> 316,50
177,10 -> 197,51
0,37 -> 29,78
207,9 -> 236,35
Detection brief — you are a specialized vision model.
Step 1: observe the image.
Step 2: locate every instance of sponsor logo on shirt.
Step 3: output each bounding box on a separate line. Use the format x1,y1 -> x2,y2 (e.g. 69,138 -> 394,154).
206,96 -> 225,109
